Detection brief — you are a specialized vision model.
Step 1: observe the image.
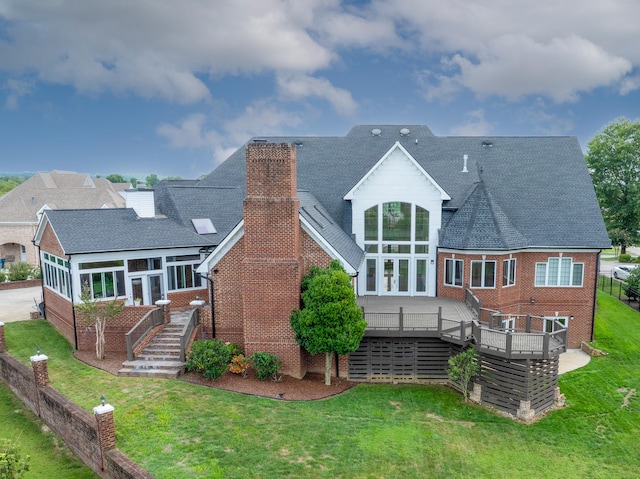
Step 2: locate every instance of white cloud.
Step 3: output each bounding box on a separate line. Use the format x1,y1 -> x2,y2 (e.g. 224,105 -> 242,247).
277,73 -> 357,116
3,78 -> 33,109
449,109 -> 492,136
157,101 -> 303,166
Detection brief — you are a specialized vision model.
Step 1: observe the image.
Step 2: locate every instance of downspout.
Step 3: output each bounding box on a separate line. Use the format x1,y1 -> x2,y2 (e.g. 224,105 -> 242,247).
69,256 -> 78,350
590,251 -> 601,343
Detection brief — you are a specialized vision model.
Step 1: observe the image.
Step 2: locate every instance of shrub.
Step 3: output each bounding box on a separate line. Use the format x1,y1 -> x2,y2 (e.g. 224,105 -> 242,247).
0,271 -> 5,283
250,352 -> 282,381
229,354 -> 249,378
0,439 -> 30,479
447,348 -> 479,402
185,339 -> 233,380
225,343 -> 243,356
7,262 -> 32,281
30,266 -> 42,279
619,253 -> 632,263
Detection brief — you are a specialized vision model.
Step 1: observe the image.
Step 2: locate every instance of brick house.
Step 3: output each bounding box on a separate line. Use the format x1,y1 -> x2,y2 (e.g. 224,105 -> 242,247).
0,170 -> 128,267
34,126 -> 609,408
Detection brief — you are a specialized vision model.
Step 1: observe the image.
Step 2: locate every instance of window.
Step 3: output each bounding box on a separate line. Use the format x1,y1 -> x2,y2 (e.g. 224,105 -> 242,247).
79,259 -> 126,300
41,252 -> 71,299
544,316 -> 568,332
366,258 -> 377,292
416,259 -> 427,292
364,206 -> 378,241
382,202 -> 411,241
503,258 -> 516,287
445,258 -> 463,287
166,255 -> 203,291
471,260 -> 496,288
535,258 -> 584,286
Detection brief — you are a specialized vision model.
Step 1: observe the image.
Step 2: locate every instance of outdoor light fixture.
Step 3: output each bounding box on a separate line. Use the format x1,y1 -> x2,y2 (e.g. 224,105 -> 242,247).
100,395 -> 105,407
570,316 -> 575,321
36,347 -> 40,355
530,296 -> 535,304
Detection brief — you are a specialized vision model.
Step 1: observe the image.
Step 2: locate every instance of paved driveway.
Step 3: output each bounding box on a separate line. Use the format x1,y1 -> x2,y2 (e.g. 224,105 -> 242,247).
0,286 -> 43,323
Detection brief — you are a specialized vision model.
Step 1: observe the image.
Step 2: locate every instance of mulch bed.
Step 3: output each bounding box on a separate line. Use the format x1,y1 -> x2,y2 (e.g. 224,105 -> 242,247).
73,351 -> 355,401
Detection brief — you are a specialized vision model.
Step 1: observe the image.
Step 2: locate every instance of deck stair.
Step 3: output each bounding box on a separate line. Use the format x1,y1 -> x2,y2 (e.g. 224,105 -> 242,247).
118,307 -> 193,379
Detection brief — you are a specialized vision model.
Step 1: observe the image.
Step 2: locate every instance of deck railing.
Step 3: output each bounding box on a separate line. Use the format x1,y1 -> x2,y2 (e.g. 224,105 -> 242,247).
362,307 -> 567,359
179,308 -> 200,362
124,307 -> 164,361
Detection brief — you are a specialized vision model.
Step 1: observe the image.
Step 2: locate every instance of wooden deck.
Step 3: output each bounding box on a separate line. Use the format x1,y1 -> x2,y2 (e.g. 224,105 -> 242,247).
357,295 -> 566,359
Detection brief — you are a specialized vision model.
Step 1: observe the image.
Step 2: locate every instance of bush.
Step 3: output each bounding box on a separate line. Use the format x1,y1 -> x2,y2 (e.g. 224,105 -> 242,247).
0,439 -> 30,479
30,266 -> 42,279
0,271 -> 5,283
7,262 -> 32,281
185,339 -> 233,380
250,352 -> 282,381
619,253 -> 632,263
229,354 -> 249,378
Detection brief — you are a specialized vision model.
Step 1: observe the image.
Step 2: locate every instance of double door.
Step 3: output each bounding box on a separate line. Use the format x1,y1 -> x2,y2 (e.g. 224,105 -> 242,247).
130,274 -> 163,305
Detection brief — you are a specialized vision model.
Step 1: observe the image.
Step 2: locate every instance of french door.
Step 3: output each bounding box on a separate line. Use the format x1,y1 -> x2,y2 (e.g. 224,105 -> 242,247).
382,258 -> 410,294
130,274 -> 164,305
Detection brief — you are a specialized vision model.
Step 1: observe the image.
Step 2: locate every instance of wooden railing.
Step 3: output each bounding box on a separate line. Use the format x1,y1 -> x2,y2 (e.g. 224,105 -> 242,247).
124,308 -> 164,361
179,308 -> 200,362
362,307 -> 567,359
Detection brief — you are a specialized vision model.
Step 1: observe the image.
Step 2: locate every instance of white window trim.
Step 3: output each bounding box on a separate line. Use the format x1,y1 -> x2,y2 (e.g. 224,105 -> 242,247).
444,258 -> 464,287
535,257 -> 584,287
471,259 -> 497,289
503,258 -> 516,287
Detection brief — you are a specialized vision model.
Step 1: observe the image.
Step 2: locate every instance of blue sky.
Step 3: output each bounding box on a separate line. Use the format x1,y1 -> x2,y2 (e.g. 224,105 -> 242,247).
1,0 -> 639,179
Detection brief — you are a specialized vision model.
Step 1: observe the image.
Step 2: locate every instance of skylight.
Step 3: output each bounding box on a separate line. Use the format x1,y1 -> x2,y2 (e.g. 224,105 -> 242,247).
191,218 -> 216,234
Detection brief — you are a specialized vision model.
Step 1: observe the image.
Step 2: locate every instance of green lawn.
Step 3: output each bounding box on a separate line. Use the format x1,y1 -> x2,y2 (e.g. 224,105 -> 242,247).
3,291 -> 639,478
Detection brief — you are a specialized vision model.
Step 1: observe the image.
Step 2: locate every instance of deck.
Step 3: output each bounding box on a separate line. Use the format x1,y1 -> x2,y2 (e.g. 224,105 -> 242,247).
357,295 -> 566,360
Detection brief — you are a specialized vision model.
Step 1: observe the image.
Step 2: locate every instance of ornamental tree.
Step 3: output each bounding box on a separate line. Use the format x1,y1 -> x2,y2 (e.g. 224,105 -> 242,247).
585,117 -> 640,254
74,284 -> 124,360
290,260 -> 366,385
447,348 -> 480,402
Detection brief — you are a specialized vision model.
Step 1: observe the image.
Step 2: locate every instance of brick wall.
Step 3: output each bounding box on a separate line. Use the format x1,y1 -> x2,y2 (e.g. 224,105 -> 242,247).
0,351 -> 153,478
0,223 -> 39,265
438,251 -> 599,348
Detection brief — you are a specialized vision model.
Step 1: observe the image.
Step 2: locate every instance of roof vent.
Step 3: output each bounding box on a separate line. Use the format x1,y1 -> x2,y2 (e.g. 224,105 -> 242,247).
462,154 -> 469,173
371,128 -> 382,136
482,140 -> 493,147
400,128 -> 410,136
294,140 -> 303,147
253,138 -> 267,143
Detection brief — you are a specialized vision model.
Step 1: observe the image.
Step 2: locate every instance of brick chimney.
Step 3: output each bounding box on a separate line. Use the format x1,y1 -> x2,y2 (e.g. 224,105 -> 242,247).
242,143 -> 306,378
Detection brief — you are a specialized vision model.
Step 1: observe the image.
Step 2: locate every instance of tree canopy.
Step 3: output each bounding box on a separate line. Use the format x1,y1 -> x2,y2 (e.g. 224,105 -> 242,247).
586,117 -> 640,253
290,260 -> 366,385
105,173 -> 125,183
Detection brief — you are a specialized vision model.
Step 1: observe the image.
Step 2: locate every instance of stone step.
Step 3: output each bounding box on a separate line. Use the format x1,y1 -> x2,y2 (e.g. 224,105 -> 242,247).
118,367 -> 183,379
121,359 -> 185,369
143,345 -> 181,353
137,353 -> 182,361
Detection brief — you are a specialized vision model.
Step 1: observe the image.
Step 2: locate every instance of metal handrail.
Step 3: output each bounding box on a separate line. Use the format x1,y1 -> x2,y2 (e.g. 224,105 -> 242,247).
124,308 -> 163,361
179,308 -> 200,362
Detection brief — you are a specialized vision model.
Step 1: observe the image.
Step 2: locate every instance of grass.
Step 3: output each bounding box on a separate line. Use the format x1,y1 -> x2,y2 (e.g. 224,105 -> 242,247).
3,292 -> 640,478
0,382 -> 97,478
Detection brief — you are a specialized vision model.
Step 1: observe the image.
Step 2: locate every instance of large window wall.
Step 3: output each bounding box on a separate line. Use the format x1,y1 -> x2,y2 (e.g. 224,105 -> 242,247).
363,202 -> 431,295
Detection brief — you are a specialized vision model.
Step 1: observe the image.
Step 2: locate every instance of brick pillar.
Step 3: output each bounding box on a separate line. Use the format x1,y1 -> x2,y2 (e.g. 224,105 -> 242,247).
94,402 -> 116,471
0,322 -> 5,353
30,352 -> 49,387
554,386 -> 566,407
517,399 -> 535,421
156,299 -> 171,323
242,143 -> 306,378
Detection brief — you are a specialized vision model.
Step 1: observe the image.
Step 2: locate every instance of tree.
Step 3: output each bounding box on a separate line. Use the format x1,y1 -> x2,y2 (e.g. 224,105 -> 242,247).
106,173 -> 125,183
0,439 -> 29,479
586,117 -> 640,254
447,348 -> 479,402
145,173 -> 160,188
130,177 -> 138,188
290,260 -> 366,385
73,284 -> 124,360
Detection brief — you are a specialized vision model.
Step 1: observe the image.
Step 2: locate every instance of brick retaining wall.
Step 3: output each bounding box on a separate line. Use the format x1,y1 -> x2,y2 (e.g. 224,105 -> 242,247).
0,334 -> 154,478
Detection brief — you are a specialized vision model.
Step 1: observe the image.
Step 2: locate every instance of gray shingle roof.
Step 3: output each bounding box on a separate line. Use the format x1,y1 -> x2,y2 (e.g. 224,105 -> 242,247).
298,191 -> 365,271
196,125 -> 610,250
42,208 -> 215,254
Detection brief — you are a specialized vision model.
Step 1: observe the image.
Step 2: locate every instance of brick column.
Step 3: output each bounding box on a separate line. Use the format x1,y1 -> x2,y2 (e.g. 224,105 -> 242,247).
30,351 -> 49,387
0,322 -> 5,353
94,401 -> 116,471
156,299 -> 171,323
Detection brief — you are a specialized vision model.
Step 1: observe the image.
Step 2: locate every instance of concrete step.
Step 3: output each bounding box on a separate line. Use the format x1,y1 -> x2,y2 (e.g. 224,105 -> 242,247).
118,367 -> 183,379
121,359 -> 185,369
137,353 -> 182,361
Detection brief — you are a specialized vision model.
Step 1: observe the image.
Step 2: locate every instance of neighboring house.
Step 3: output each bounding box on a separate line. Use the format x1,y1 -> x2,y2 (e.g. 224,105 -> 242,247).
34,126 -> 609,416
0,170 -> 128,267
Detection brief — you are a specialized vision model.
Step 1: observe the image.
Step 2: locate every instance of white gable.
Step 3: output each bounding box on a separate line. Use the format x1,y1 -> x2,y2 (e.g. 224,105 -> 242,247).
344,142 -> 450,202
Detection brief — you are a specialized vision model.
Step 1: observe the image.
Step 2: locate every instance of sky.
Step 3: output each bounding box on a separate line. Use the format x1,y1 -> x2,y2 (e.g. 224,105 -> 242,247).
1,0 -> 639,179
